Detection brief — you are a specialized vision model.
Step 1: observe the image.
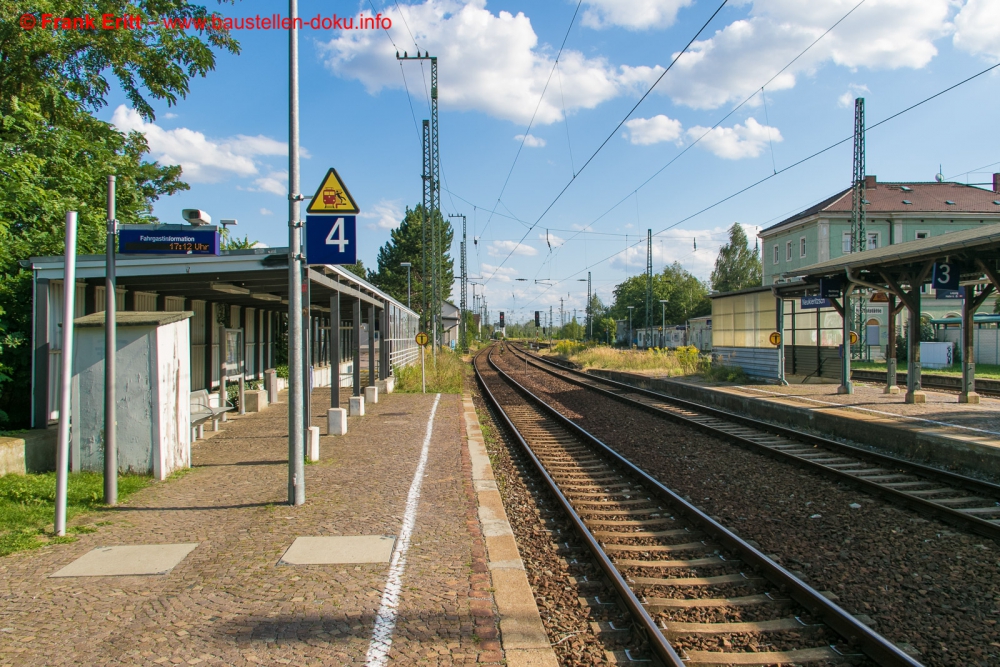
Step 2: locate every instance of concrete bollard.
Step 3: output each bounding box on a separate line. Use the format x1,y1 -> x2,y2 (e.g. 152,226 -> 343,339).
365,385 -> 379,405
307,426 -> 320,462
264,369 -> 278,404
327,408 -> 347,435
349,395 -> 365,417
385,376 -> 395,394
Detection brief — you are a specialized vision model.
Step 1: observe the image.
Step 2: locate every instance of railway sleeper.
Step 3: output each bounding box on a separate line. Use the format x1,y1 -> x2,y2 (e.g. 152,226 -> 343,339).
681,645 -> 857,666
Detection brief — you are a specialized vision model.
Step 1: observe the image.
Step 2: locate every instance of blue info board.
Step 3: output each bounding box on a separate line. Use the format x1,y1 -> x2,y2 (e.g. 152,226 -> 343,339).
118,227 -> 219,255
306,215 -> 357,265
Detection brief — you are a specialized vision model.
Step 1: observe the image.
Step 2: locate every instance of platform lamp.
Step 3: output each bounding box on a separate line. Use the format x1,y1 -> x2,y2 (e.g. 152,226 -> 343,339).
400,262 -> 412,309
627,306 -> 635,348
659,299 -> 668,348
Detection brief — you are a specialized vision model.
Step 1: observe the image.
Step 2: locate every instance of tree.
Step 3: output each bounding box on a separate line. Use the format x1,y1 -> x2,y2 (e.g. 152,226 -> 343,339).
1,0 -> 240,121
595,316 -> 617,345
368,204 -> 454,315
609,263 -> 711,328
711,223 -> 762,293
341,260 -> 367,280
559,317 -> 584,340
0,1 -> 239,426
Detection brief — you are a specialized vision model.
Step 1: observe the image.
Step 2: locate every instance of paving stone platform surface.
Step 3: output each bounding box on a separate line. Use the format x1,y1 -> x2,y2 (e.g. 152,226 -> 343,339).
0,387 -> 501,666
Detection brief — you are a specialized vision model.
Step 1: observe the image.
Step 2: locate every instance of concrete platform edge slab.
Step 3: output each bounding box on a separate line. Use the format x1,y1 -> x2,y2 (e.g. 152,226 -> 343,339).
462,395 -> 558,666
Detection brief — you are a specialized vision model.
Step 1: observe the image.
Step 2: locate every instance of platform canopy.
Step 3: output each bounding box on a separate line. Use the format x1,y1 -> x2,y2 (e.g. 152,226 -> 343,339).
773,225 -> 1000,403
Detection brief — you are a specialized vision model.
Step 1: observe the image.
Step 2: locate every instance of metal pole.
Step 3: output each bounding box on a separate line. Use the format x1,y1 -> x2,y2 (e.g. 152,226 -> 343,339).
420,343 -> 426,394
303,269 -> 311,431
287,0 -> 305,506
331,293 -> 340,408
406,265 -> 411,308
55,211 -> 78,536
839,287 -> 853,394
104,177 -> 117,505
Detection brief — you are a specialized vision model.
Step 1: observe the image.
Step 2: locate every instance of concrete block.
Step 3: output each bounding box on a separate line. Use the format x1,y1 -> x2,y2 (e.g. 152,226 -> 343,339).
51,543 -> 198,577
264,369 -> 278,404
385,375 -> 395,394
279,535 -> 396,565
349,395 -> 365,417
0,436 -> 25,476
327,408 -> 347,435
307,426 -> 320,462
959,392 -> 981,404
243,389 -> 268,413
365,385 -> 379,404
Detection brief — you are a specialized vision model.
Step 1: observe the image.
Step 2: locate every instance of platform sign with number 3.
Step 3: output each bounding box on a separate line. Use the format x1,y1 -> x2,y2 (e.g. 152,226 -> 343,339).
932,261 -> 959,291
306,215 -> 357,265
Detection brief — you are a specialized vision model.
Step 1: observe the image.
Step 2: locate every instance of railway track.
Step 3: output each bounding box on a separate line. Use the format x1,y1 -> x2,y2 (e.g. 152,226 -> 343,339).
849,370 -> 1000,397
510,344 -> 1000,543
475,345 -> 920,666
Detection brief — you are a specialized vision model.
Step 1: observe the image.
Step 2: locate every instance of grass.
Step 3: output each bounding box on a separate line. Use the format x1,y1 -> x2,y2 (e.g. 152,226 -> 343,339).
853,361 -> 1000,380
546,343 -> 703,375
394,348 -> 467,393
0,472 -> 152,557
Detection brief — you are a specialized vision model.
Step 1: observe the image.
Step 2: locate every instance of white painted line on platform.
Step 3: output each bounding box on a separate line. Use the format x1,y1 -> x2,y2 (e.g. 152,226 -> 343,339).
740,386 -> 1000,437
50,543 -> 198,577
365,393 -> 441,667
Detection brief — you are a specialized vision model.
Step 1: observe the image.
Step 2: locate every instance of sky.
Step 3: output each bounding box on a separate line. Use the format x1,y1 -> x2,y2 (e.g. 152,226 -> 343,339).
100,0 -> 1000,324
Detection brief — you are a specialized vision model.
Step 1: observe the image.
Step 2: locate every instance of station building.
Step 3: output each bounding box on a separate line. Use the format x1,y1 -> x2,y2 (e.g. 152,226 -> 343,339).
27,246 -> 419,475
711,174 -> 1000,380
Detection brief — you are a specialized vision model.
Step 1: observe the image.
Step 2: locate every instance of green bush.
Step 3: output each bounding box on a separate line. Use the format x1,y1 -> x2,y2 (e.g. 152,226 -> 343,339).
552,340 -> 589,357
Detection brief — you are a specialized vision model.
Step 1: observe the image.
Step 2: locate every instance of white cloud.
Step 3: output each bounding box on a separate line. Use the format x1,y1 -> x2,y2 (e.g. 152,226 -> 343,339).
250,171 -> 288,196
954,0 -> 1000,61
260,208 -> 274,216
515,133 -> 546,147
657,0 -> 954,110
360,200 -> 405,230
687,118 -> 782,160
111,105 -> 304,184
489,239 -> 537,256
837,83 -> 870,109
162,112 -> 178,119
480,262 -> 519,282
581,0 -> 693,30
608,226 -> 742,279
623,114 -> 683,145
320,0 -> 645,125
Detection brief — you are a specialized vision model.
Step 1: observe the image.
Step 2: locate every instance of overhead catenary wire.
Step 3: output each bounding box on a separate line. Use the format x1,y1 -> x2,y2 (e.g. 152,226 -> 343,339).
483,0 -> 730,286
523,60 -> 1000,296
543,0 -> 870,266
478,0 -> 584,243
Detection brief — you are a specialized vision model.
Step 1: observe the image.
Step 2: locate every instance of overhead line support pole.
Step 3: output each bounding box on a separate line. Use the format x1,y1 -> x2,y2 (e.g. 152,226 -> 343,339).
287,0 -> 305,505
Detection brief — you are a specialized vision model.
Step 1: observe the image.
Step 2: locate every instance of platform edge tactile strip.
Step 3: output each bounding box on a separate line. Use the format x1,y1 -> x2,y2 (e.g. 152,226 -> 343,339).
463,395 -> 560,666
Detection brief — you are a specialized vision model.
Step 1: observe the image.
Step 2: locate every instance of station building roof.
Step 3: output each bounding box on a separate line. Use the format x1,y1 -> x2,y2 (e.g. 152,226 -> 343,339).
761,175 -> 1000,237
26,247 -> 417,317
778,225 -> 1000,282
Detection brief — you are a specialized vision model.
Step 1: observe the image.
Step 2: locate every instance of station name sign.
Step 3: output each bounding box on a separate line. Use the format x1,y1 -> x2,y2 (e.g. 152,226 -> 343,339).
119,225 -> 220,255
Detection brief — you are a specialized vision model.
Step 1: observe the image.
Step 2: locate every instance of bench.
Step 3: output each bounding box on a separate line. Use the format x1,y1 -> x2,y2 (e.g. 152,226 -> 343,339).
191,389 -> 235,441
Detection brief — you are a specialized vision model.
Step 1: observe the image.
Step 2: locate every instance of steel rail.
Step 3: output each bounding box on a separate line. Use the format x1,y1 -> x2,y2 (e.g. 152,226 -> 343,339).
479,345 -> 922,667
513,344 -> 1000,542
474,347 -> 685,667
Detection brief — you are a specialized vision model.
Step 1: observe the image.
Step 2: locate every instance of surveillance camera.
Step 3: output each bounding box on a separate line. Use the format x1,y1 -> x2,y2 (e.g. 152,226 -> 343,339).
182,209 -> 212,226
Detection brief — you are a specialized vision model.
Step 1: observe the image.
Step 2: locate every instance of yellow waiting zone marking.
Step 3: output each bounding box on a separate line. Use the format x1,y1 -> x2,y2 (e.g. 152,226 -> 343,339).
306,168 -> 360,214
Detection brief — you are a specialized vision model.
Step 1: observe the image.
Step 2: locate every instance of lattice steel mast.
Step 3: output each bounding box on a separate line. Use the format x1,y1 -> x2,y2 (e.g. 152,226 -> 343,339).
850,97 -> 867,357
645,229 -> 653,334
450,213 -> 468,351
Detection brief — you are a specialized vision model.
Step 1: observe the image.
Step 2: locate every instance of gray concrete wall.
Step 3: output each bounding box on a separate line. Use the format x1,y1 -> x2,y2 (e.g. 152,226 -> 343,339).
0,436 -> 25,475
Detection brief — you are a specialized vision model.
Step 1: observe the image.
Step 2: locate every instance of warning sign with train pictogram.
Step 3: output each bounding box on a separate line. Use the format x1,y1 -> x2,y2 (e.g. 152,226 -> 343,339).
306,168 -> 360,214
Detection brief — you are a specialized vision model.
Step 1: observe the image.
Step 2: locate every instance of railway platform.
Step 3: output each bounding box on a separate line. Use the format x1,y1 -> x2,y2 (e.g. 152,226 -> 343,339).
593,368 -> 1000,480
0,386 -> 552,666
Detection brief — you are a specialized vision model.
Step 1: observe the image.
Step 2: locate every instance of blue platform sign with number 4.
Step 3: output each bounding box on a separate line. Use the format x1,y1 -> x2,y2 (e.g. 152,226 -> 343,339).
932,261 -> 959,291
306,215 -> 357,265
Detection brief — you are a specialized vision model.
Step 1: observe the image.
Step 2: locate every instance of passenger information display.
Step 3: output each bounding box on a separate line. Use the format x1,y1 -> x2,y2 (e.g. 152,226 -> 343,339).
118,226 -> 221,255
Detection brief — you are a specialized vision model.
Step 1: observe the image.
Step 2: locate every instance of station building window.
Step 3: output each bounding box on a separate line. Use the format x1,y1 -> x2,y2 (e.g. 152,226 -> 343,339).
800,237 -> 807,258
786,241 -> 793,261
773,245 -> 779,264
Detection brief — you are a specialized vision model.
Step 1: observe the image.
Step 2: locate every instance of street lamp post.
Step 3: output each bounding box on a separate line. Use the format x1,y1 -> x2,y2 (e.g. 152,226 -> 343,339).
659,299 -> 668,348
627,306 -> 635,348
400,262 -> 412,309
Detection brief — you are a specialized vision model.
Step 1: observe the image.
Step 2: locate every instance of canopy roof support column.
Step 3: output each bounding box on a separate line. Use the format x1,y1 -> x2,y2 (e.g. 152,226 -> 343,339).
884,296 -> 904,395
368,304 -> 376,386
837,286 -> 854,394
331,293 -> 340,409
353,297 -> 361,396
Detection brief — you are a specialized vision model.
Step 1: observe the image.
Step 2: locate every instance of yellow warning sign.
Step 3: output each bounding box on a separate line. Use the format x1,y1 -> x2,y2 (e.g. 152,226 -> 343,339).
769,332 -> 781,346
415,332 -> 429,346
306,168 -> 360,214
